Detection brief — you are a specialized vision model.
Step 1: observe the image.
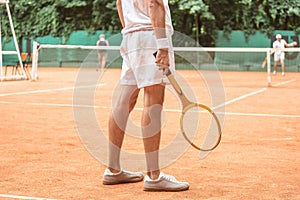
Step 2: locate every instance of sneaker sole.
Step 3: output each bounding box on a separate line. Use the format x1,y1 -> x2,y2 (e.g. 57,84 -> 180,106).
103,177 -> 144,185
143,185 -> 189,192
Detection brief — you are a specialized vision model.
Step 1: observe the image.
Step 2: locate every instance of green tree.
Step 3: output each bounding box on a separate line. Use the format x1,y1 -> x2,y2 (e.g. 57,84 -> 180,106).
1,0 -> 299,48
171,0 -> 299,44
205,0 -> 300,40
170,0 -> 217,46
91,0 -> 121,32
0,0 -> 120,42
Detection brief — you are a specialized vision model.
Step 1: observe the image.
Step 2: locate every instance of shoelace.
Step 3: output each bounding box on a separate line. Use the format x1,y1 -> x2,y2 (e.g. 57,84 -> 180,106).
163,174 -> 178,183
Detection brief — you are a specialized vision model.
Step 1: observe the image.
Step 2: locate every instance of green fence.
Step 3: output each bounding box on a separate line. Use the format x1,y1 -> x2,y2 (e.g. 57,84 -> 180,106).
2,30 -> 299,71
214,31 -> 300,71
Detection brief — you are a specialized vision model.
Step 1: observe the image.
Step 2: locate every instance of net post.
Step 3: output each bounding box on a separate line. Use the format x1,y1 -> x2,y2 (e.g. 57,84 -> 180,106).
31,41 -> 39,81
5,1 -> 25,77
1,0 -> 26,80
267,48 -> 272,87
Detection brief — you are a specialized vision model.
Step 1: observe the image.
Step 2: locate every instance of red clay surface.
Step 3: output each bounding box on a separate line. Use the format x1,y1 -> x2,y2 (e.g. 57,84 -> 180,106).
0,68 -> 299,200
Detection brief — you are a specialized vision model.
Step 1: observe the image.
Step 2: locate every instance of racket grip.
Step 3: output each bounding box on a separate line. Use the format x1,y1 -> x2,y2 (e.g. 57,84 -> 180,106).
153,51 -> 172,76
164,68 -> 172,76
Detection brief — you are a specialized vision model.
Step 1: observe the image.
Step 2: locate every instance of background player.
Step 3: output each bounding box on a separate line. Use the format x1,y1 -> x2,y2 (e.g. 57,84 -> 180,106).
272,34 -> 297,76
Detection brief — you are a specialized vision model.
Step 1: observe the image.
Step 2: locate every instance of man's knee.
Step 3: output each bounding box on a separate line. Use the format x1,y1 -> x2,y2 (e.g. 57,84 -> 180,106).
143,84 -> 165,106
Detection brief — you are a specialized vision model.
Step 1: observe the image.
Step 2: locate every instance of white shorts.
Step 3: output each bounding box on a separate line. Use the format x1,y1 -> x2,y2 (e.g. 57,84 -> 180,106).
274,52 -> 285,61
120,30 -> 174,88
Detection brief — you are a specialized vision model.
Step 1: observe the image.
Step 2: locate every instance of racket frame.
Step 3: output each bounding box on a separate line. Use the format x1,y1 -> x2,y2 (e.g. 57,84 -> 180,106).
153,51 -> 222,151
166,68 -> 222,151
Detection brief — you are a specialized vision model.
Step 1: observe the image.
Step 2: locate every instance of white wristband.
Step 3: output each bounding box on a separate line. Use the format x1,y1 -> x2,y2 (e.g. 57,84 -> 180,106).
156,38 -> 170,49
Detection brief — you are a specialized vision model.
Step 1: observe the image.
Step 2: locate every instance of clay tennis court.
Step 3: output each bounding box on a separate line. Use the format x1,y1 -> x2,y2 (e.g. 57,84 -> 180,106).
0,68 -> 299,199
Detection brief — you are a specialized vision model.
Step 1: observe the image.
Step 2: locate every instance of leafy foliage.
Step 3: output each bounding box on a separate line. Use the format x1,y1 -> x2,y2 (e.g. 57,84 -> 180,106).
0,0 -> 299,46
205,0 -> 300,41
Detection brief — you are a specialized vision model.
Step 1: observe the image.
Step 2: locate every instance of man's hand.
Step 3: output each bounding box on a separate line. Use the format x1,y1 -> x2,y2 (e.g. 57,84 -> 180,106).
292,41 -> 298,46
155,49 -> 170,75
287,41 -> 298,47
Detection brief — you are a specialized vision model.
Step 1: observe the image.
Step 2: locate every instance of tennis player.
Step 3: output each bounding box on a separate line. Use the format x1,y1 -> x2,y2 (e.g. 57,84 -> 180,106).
96,34 -> 109,69
102,0 -> 189,192
273,34 -> 297,76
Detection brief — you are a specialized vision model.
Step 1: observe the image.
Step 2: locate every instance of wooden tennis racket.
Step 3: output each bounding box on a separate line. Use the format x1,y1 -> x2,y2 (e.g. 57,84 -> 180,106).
262,57 -> 268,69
154,52 -> 222,151
262,50 -> 274,69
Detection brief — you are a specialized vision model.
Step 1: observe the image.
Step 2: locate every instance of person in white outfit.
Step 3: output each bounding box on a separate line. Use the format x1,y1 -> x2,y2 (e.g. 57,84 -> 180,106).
102,0 -> 189,192
272,34 -> 297,76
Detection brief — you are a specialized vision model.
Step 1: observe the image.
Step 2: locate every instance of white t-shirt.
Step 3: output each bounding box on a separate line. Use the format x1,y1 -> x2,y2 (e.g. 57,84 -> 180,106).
273,39 -> 287,55
120,0 -> 173,35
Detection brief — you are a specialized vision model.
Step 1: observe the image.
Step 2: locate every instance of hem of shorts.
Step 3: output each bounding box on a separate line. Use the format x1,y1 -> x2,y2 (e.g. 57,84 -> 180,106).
121,79 -> 169,89
138,82 -> 167,89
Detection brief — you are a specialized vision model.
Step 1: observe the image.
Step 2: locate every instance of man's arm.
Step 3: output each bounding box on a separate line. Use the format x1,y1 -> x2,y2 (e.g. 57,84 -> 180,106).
284,41 -> 298,48
148,0 -> 170,71
116,0 -> 125,28
148,0 -> 166,39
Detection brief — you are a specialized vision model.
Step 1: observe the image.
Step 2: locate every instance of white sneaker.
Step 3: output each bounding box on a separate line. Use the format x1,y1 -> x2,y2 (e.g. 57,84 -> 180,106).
273,70 -> 277,75
143,172 -> 189,191
282,72 -> 285,76
102,168 -> 144,185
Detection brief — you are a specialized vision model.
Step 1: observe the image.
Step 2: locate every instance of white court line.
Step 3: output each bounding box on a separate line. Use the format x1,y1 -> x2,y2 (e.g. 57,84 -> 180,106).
212,88 -> 267,110
259,137 -> 294,141
0,83 -> 105,97
212,78 -> 297,110
0,78 -> 297,112
215,111 -> 300,118
272,78 -> 297,87
1,101 -> 300,119
0,101 -> 107,109
0,194 -> 55,200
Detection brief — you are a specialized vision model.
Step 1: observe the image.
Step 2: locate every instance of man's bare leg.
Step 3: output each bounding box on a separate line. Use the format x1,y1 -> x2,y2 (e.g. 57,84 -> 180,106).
280,59 -> 285,75
142,84 -> 165,180
273,60 -> 278,74
108,85 -> 140,173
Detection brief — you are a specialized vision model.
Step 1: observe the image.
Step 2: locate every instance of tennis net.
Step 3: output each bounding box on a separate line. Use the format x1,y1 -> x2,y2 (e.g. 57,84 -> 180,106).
32,43 -> 300,86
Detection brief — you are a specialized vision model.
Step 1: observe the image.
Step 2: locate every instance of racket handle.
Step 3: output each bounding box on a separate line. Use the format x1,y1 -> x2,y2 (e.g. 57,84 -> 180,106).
153,51 -> 172,76
164,68 -> 172,76
153,51 -> 185,99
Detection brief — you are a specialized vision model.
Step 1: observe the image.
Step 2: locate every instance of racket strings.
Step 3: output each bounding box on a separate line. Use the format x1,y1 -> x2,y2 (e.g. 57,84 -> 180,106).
181,105 -> 221,151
